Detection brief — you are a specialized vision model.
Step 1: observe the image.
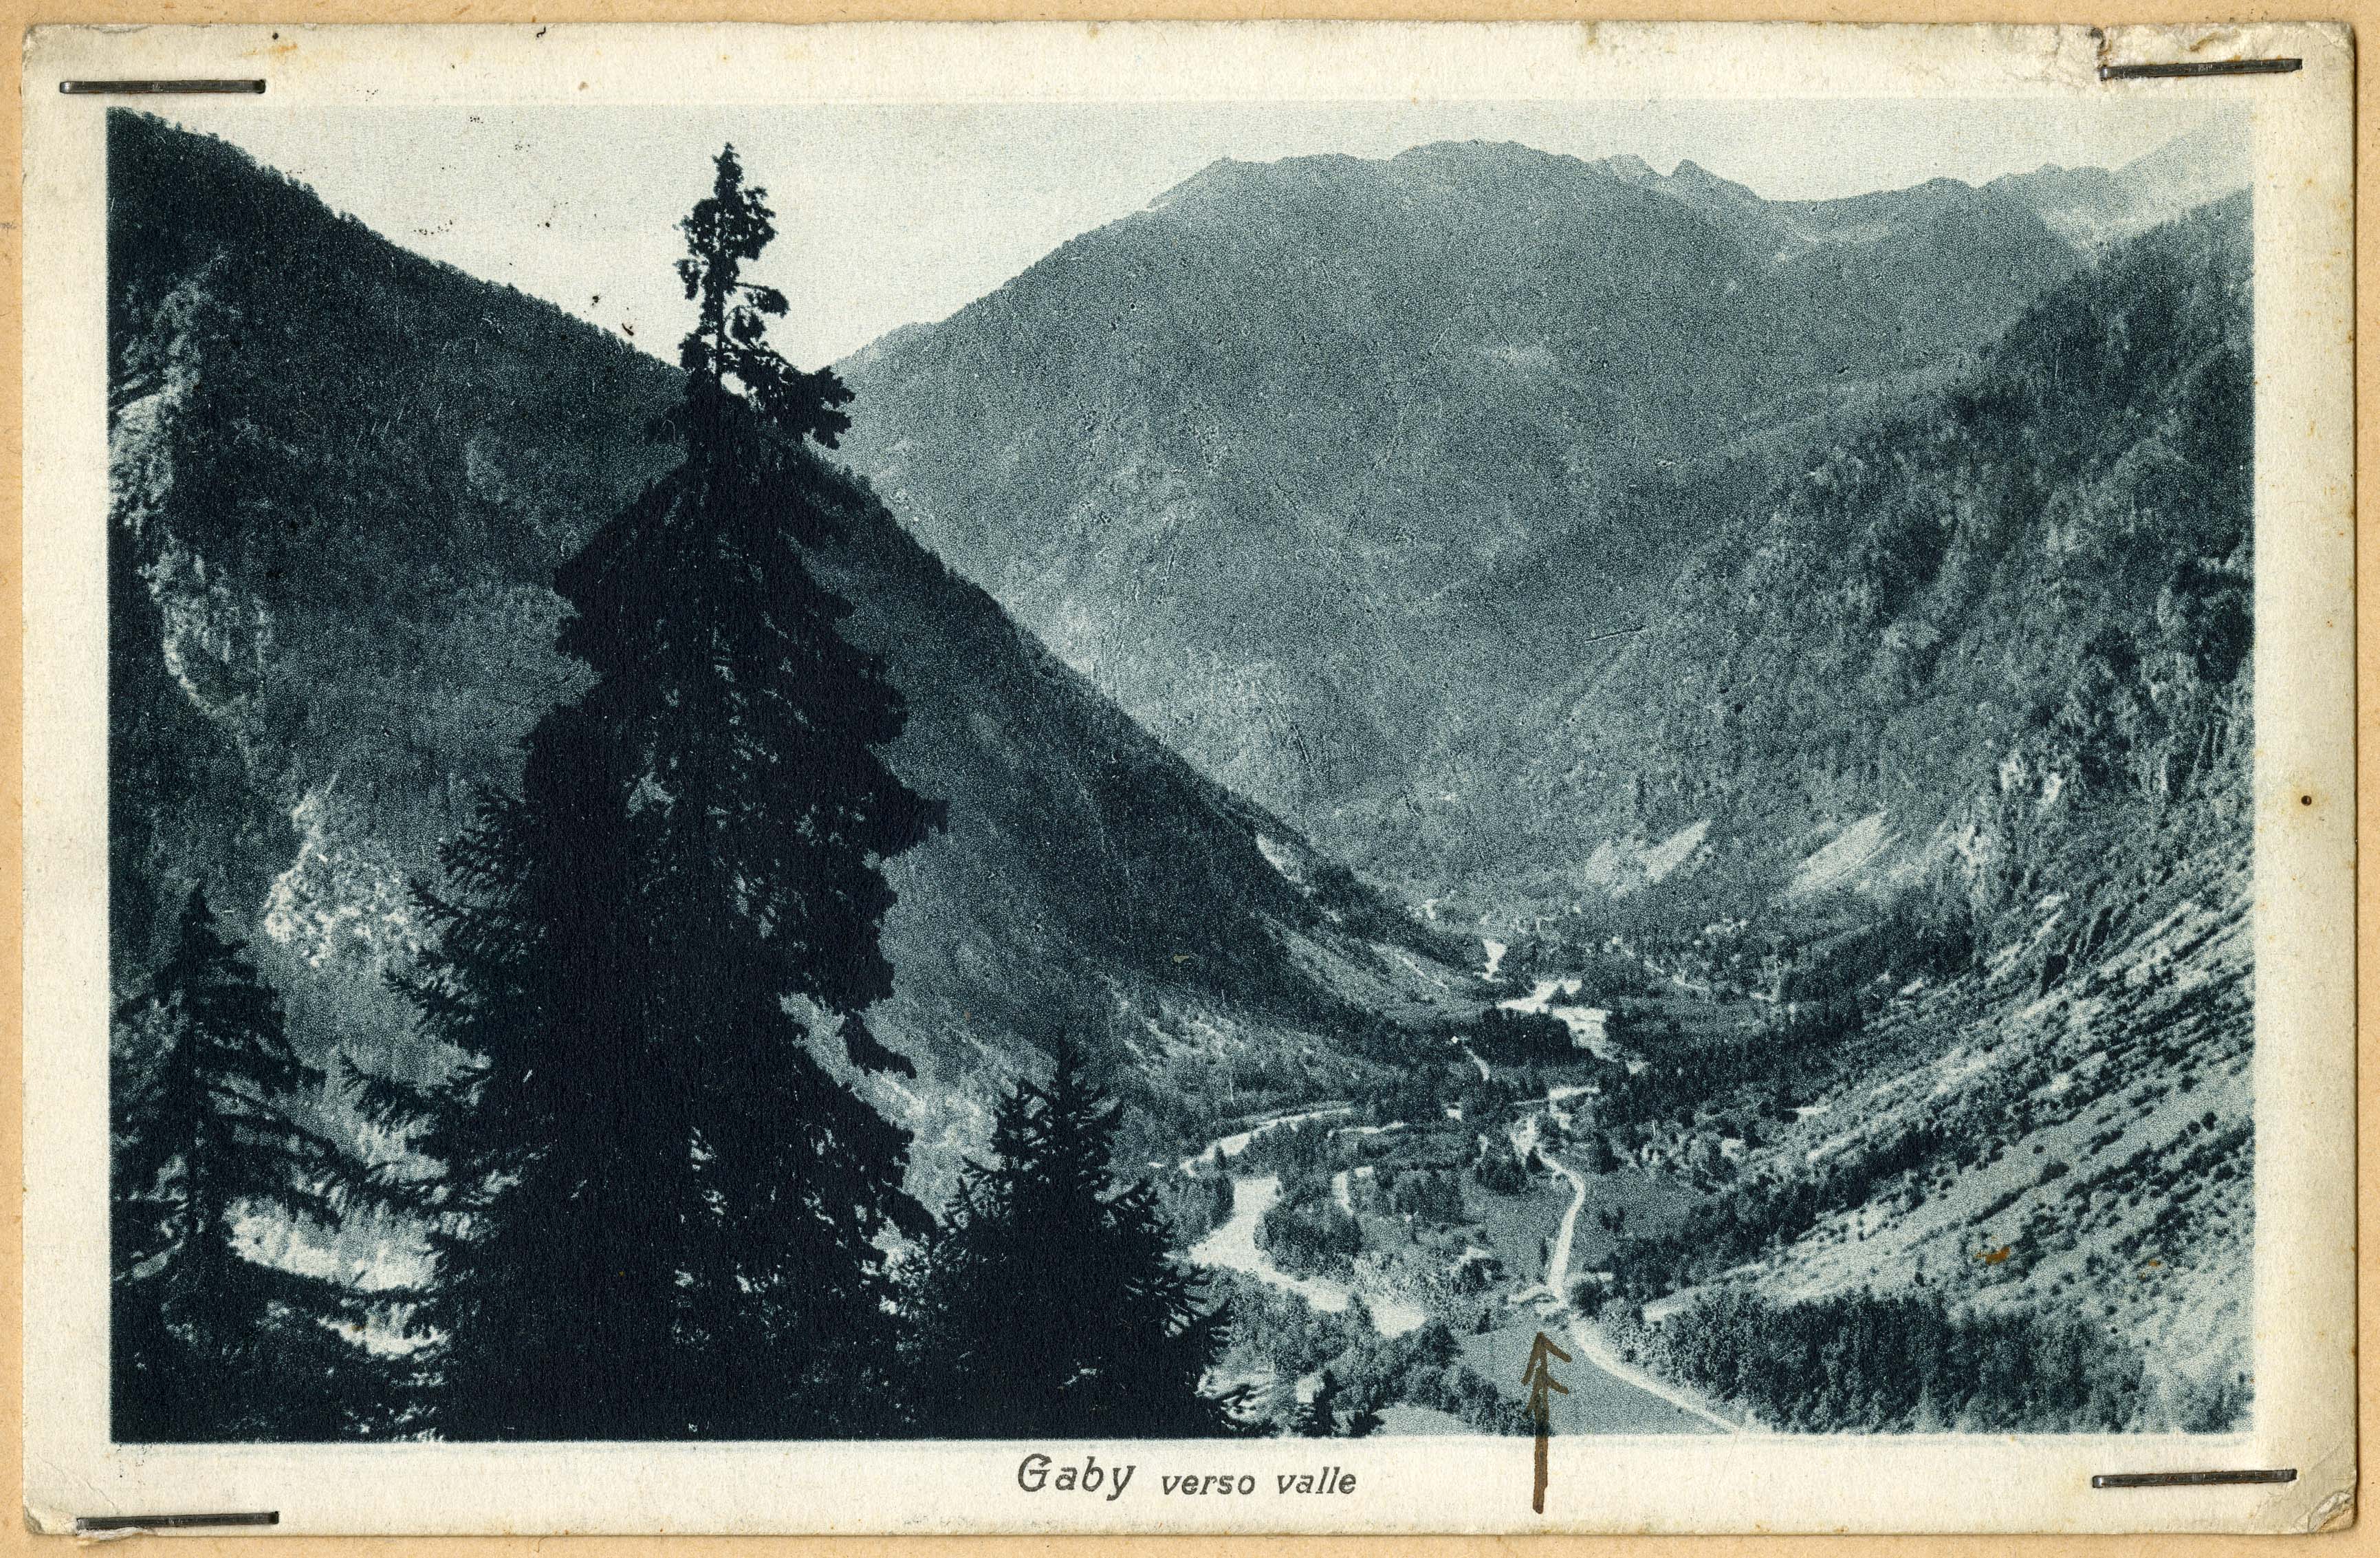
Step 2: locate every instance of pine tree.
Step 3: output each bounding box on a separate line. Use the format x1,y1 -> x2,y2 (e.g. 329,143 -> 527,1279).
1295,1369 -> 1343,1437
908,1041 -> 1239,1438
1341,1377 -> 1386,1439
112,891 -> 390,1440
397,144 -> 938,1440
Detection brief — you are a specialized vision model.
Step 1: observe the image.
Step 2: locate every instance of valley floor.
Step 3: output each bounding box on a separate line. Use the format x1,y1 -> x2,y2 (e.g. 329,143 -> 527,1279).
1176,874 -> 2251,1437
1183,1093 -> 1732,1436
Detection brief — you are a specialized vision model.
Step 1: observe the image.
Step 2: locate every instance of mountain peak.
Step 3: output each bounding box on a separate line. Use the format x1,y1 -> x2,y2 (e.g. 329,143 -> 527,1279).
1395,137 -> 1555,162
1984,118 -> 2247,249
1655,157 -> 1769,212
836,120 -> 2084,878
107,109 -> 1445,1202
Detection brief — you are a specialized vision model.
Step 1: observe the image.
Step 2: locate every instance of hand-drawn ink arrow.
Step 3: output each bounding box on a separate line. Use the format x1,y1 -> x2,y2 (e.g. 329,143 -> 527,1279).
1521,1330 -> 1571,1514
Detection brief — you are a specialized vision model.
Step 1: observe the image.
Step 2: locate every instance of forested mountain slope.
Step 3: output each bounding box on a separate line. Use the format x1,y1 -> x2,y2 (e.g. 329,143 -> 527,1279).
1481,197 -> 2256,1418
107,111 -> 1450,1201
1456,195 -> 2251,928
834,140 -> 2080,856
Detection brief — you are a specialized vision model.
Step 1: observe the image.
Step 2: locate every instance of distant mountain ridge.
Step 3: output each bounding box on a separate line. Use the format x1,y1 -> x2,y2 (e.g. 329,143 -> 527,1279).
106,111 -> 1450,1200
1988,118 -> 2250,249
834,137 -> 2087,871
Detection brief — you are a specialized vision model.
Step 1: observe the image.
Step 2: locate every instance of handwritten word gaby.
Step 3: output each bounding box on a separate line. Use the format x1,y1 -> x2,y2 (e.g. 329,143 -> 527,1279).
1016,1453 -> 1135,1501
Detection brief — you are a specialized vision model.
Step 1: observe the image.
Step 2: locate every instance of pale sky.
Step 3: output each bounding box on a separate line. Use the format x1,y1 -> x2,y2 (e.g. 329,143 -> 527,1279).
149,98 -> 2229,369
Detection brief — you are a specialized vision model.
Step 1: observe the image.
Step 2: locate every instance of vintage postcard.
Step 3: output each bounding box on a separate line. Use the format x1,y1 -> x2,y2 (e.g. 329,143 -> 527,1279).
19,19 -> 2355,1536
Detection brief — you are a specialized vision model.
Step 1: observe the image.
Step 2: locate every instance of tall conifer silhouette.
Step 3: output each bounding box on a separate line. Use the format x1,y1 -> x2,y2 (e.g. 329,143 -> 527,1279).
909,1041 -> 1240,1438
113,891 -> 393,1440
397,145 -> 939,1440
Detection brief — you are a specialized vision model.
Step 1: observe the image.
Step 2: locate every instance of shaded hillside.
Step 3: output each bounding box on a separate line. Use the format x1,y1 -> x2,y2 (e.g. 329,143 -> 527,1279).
106,111 -> 1453,1197
1551,724 -> 2254,1423
1459,191 -> 2258,1401
1288,184 -> 2256,1425
1725,850 -> 2251,1420
835,140 -> 2079,853
1597,154 -> 2093,358
1461,196 -> 2251,931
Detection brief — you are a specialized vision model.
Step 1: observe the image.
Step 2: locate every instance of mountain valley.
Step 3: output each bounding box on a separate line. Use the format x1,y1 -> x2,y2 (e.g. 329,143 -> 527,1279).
105,110 -> 2258,1436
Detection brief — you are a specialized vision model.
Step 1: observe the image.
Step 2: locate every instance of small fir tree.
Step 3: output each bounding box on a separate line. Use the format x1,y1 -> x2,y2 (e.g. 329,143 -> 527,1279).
397,144 -> 938,1440
1341,1378 -> 1386,1439
112,891 -> 391,1440
1294,1369 -> 1344,1437
909,1041 -> 1239,1438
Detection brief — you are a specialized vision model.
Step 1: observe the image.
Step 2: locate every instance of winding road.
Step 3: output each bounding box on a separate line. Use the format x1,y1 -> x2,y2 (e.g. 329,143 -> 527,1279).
1181,1100 -> 1742,1432
1526,1149 -> 1743,1434
1186,1150 -> 1430,1337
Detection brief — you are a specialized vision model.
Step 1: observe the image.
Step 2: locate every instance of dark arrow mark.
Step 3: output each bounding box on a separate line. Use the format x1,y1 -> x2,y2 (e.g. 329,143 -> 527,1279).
1521,1329 -> 1572,1515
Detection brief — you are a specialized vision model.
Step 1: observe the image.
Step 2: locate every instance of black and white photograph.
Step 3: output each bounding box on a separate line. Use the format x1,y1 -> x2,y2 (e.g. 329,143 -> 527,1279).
23,21 -> 2355,1536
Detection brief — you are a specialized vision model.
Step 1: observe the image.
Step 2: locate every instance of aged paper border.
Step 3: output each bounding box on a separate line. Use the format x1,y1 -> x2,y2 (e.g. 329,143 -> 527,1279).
6,8 -> 2361,1549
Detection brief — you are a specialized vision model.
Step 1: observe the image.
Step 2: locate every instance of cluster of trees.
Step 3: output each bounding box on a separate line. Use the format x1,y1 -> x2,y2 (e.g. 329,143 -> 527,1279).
1209,1270 -> 1370,1385
1340,1009 -> 1604,1138
1349,1165 -> 1465,1225
1607,1120 -> 1945,1301
1360,1064 -> 1452,1128
109,894 -> 411,1441
118,894 -> 1243,1442
1407,1359 -> 1531,1434
1256,1176 -> 1363,1276
1243,1297 -> 1533,1438
1461,1008 -> 1575,1065
907,1044 -> 1243,1438
1587,1019 -> 1817,1134
1208,1277 -> 1479,1436
1638,1286 -> 2172,1432
1157,1163 -> 1237,1245
1234,1115 -> 1339,1178
1474,1140 -> 1540,1197
1492,943 -> 1652,1006
1282,1368 -> 1384,1438
1335,1020 -> 1471,1128
112,149 -> 1238,1444
1125,1035 -> 1360,1164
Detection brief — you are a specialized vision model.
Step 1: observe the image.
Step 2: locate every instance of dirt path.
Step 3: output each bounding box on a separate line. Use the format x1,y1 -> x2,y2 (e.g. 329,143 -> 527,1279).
1533,1151 -> 1744,1435
1513,1147 -> 1586,1306
1560,1313 -> 1743,1434
1542,1153 -> 1586,1298
1188,1166 -> 1429,1336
